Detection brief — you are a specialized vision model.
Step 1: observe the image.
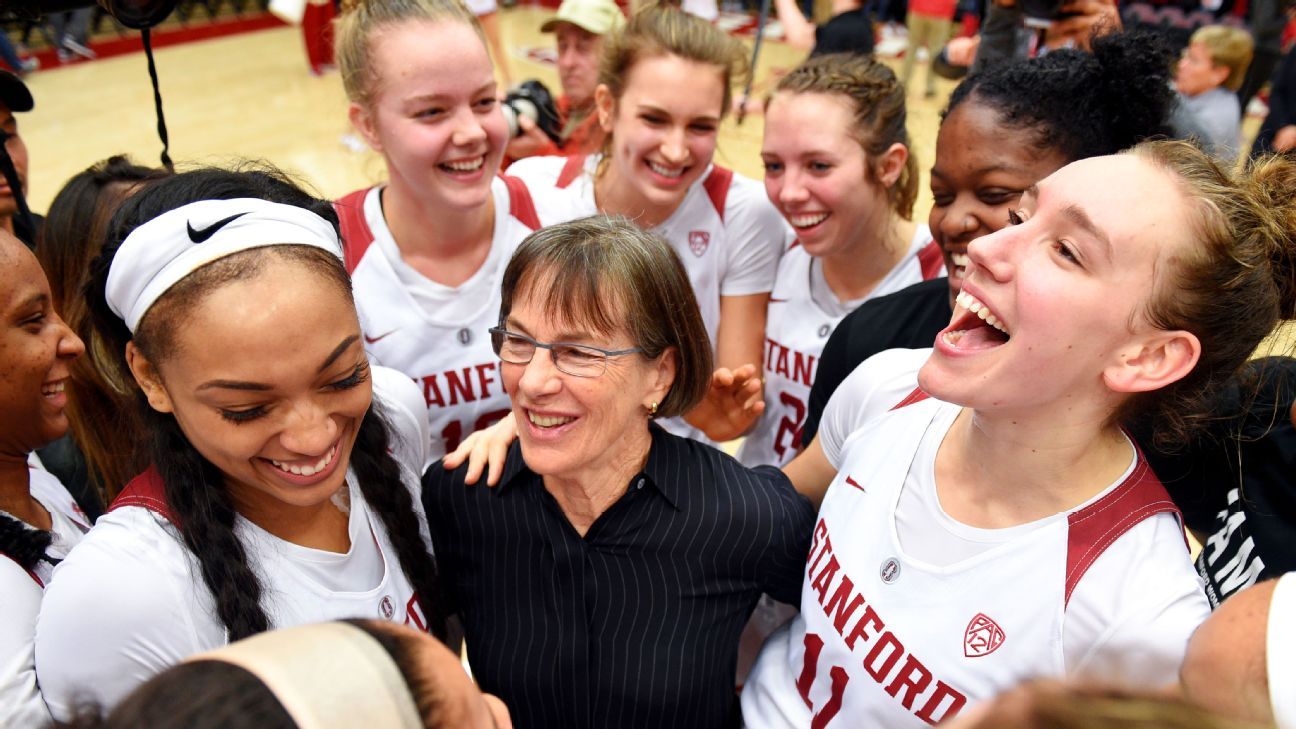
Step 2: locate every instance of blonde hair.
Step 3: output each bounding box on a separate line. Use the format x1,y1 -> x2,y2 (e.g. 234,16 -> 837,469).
772,53 -> 917,221
335,0 -> 484,107
1117,140 -> 1296,447
1190,25 -> 1255,91
964,680 -> 1274,729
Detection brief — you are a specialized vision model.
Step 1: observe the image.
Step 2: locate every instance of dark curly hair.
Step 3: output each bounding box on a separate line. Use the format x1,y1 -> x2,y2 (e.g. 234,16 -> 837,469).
946,31 -> 1177,162
85,165 -> 446,642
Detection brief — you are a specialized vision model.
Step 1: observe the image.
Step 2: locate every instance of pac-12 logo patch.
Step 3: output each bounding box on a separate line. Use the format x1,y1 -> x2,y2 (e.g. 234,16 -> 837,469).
380,596 -> 395,619
879,557 -> 901,584
688,231 -> 710,257
964,613 -> 1005,657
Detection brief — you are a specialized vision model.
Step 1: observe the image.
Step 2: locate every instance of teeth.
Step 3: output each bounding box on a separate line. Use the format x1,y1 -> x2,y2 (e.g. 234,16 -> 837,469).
270,444 -> 336,478
790,213 -> 829,228
954,291 -> 1010,335
442,156 -> 484,172
42,381 -> 66,396
647,161 -> 684,179
528,411 -> 575,428
951,253 -> 969,267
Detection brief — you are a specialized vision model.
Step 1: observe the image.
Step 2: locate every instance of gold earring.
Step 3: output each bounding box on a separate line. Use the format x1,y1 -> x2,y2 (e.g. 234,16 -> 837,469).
648,401 -> 658,416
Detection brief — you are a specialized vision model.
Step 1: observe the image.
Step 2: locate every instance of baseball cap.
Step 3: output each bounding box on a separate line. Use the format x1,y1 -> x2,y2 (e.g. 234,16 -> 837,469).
0,70 -> 34,113
541,0 -> 626,35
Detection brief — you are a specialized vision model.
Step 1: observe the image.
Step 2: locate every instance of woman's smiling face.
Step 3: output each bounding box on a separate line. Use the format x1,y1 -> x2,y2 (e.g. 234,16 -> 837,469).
919,154 -> 1199,414
929,99 -> 1071,303
131,251 -> 372,514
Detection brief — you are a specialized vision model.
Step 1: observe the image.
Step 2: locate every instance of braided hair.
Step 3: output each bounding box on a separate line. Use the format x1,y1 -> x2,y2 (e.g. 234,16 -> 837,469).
0,513 -> 53,572
772,52 -> 918,220
86,165 -> 446,641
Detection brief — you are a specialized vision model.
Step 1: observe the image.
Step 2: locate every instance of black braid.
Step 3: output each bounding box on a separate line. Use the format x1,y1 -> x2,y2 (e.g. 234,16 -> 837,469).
0,512 -> 53,571
147,406 -> 270,641
351,402 -> 447,640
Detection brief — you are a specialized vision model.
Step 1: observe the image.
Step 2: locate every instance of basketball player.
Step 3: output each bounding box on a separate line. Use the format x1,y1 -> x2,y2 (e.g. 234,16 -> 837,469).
334,0 -> 540,464
507,4 -> 783,443
735,54 -> 942,469
0,229 -> 88,727
35,168 -> 443,720
741,141 -> 1296,726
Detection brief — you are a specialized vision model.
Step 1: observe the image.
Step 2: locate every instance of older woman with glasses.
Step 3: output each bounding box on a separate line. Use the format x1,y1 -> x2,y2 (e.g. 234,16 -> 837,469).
422,216 -> 814,729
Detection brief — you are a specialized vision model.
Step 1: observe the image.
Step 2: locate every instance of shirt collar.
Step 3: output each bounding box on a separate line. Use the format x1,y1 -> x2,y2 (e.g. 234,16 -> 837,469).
494,422 -> 684,511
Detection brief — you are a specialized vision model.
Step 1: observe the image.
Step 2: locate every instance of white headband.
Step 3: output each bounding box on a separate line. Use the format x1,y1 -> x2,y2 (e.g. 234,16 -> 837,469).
186,622 -> 423,729
105,198 -> 344,333
1270,572 -> 1296,729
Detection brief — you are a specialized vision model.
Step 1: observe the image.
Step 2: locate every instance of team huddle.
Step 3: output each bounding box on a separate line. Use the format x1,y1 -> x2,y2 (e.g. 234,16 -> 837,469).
3,0 -> 1296,727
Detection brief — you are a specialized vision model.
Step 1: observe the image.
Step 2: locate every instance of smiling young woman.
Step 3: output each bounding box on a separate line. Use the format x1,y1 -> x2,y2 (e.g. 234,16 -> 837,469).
333,0 -> 540,464
0,229 -> 89,727
741,141 -> 1296,728
33,167 -> 445,721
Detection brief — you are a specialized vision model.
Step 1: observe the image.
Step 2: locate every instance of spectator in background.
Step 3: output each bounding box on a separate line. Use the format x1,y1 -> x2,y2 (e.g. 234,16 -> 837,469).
0,34 -> 38,76
772,0 -> 875,57
1252,46 -> 1296,155
1172,25 -> 1255,161
0,70 -> 36,248
900,0 -> 957,97
505,0 -> 626,162
1236,0 -> 1287,112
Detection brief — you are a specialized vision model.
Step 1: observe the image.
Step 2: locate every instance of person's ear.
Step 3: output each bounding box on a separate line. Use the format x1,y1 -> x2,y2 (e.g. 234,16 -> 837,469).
125,342 -> 175,414
348,102 -> 384,152
644,347 -> 678,413
875,142 -> 909,190
594,84 -> 616,133
1103,330 -> 1201,394
1209,63 -> 1232,89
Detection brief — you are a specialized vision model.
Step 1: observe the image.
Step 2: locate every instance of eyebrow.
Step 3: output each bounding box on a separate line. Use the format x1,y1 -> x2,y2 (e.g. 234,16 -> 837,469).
1025,184 -> 1114,263
196,335 -> 359,391
504,318 -> 592,343
636,103 -> 720,124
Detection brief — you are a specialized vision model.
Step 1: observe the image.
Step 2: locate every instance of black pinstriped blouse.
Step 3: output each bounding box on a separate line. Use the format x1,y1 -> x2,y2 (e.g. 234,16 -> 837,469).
423,424 -> 814,729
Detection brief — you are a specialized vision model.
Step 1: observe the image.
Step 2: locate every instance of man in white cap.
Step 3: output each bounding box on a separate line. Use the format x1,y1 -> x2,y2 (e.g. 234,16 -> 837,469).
505,0 -> 625,162
1181,571 -> 1296,729
0,69 -> 35,247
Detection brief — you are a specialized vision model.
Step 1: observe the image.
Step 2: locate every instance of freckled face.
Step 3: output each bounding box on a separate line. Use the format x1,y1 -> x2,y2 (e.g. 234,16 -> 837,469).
929,100 -> 1070,302
0,232 -> 84,456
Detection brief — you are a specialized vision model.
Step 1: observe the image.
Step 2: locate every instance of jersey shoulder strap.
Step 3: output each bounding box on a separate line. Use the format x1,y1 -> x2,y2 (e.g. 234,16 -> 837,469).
0,552 -> 43,588
334,188 -> 376,275
917,239 -> 945,281
1064,452 -> 1182,606
556,154 -> 587,189
500,175 -> 541,230
109,465 -> 177,525
703,165 -> 734,222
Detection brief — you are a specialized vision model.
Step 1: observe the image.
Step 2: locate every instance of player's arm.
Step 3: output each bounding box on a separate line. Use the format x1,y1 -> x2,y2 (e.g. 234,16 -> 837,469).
781,434 -> 837,510
774,0 -> 817,50
684,293 -> 769,441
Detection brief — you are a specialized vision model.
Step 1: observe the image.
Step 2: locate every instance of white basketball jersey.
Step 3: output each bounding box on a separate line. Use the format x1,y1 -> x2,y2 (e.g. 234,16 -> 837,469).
736,231 -> 944,467
744,396 -> 1197,729
335,178 -> 540,463
36,368 -> 435,719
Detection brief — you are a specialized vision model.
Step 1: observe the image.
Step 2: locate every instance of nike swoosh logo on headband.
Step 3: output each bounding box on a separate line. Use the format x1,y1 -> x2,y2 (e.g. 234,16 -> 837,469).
187,213 -> 250,243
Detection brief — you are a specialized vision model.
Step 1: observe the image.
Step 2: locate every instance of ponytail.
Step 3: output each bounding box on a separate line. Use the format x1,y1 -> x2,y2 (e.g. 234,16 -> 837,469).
0,514 -> 53,572
1119,141 -> 1296,447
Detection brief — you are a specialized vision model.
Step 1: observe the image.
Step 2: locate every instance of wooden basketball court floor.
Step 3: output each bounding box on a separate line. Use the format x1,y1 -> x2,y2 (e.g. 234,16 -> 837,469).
17,7 -> 955,213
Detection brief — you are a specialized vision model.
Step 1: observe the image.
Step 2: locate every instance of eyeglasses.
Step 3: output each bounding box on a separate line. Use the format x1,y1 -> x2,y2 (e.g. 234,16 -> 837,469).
488,327 -> 644,378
